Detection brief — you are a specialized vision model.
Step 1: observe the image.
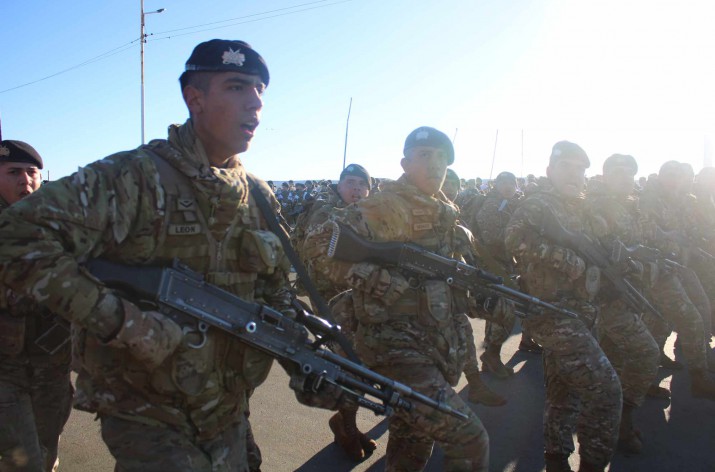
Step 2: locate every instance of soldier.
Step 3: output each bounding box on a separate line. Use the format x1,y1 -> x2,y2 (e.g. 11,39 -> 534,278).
442,168 -> 461,202
475,171 -> 541,380
0,40 -> 351,471
0,141 -> 73,472
582,154 -> 660,453
304,126 -> 498,471
292,163 -> 376,461
505,141 -> 622,472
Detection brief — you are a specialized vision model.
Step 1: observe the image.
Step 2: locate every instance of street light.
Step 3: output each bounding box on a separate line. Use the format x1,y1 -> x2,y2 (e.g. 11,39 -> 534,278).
140,0 -> 165,144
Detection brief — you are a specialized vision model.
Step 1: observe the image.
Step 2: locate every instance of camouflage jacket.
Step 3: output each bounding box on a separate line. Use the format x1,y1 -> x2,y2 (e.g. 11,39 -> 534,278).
682,186 -> 715,255
474,189 -> 520,267
292,185 -> 350,300
0,120 -> 295,439
304,175 -> 475,385
0,196 -> 71,367
505,180 -> 595,303
638,180 -> 690,256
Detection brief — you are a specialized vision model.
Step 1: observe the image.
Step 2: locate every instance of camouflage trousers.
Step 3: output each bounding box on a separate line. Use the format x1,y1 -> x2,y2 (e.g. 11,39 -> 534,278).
680,266 -> 713,338
523,311 -> 622,469
377,364 -> 489,472
100,415 -> 250,472
596,300 -> 659,407
461,317 -> 481,377
0,359 -> 73,472
645,272 -> 707,371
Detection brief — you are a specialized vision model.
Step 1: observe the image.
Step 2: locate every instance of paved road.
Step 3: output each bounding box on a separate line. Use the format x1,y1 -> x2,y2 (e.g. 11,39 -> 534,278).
58,319 -> 715,471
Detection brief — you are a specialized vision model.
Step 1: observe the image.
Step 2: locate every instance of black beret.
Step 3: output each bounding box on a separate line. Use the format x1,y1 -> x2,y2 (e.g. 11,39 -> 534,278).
340,163 -> 371,190
603,154 -> 638,175
185,39 -> 269,86
445,168 -> 460,183
403,126 -> 455,165
0,140 -> 43,169
495,171 -> 516,183
549,141 -> 590,168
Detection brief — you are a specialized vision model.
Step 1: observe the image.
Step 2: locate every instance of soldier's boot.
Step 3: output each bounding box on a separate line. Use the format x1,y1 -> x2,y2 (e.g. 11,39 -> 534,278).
659,352 -> 683,370
328,408 -> 376,461
690,369 -> 715,400
466,371 -> 507,406
617,403 -> 643,454
480,343 -> 513,379
518,333 -> 543,353
544,452 -> 572,472
646,382 -> 671,400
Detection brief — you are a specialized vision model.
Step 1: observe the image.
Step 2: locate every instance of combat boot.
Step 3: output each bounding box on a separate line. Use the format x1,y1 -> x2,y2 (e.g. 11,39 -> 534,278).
690,369 -> 715,400
480,343 -> 513,379
617,403 -> 643,454
518,334 -> 543,353
544,452 -> 572,472
328,408 -> 377,461
466,371 -> 507,406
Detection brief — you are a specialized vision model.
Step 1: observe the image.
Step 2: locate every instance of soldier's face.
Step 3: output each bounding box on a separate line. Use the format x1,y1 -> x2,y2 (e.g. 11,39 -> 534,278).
496,179 -> 517,199
402,147 -> 449,196
186,72 -> 264,161
337,176 -> 370,203
547,159 -> 586,198
441,179 -> 460,201
0,162 -> 42,205
604,166 -> 636,196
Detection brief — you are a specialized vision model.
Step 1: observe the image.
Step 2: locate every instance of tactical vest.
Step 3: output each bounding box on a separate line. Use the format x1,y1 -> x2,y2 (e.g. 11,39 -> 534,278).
76,142 -> 283,439
353,185 -> 468,384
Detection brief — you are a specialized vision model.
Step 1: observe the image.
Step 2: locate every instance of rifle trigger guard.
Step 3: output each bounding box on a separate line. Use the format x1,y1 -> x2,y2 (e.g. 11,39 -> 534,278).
184,322 -> 208,349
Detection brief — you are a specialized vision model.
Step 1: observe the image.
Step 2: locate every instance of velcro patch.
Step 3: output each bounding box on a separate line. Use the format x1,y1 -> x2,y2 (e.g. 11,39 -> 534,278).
413,223 -> 433,231
412,209 -> 431,216
168,224 -> 202,235
177,199 -> 196,210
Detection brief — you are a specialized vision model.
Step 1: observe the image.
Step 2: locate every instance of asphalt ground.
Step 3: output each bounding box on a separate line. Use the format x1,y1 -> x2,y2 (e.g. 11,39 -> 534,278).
58,318 -> 715,472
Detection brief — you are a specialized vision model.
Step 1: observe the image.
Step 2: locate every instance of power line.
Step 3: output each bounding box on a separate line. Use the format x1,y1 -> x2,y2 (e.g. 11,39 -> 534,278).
0,0 -> 356,95
147,0 -> 354,41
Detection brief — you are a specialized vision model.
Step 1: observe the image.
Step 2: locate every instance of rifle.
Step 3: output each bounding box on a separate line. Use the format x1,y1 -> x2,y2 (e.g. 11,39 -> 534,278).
326,222 -> 579,320
86,259 -> 468,421
540,211 -> 666,323
610,240 -> 685,274
654,227 -> 715,264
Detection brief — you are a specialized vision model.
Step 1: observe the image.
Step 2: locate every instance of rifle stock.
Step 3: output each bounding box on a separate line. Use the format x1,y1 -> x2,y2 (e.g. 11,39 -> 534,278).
86,259 -> 468,421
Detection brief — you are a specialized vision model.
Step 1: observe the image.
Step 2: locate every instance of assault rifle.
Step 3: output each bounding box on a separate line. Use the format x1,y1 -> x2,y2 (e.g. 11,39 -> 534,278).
86,259 -> 467,421
653,227 -> 715,264
325,222 -> 579,320
610,240 -> 685,274
540,211 -> 666,323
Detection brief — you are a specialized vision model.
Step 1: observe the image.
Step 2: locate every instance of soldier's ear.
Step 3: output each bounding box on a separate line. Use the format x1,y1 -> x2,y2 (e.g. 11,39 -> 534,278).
400,157 -> 409,173
183,86 -> 205,115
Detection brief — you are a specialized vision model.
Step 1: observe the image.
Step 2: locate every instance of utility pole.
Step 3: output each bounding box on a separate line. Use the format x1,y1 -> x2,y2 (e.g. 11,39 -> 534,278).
140,0 -> 165,144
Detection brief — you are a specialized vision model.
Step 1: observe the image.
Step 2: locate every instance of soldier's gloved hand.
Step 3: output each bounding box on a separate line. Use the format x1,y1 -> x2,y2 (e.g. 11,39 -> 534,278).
107,299 -> 183,371
551,247 -> 586,280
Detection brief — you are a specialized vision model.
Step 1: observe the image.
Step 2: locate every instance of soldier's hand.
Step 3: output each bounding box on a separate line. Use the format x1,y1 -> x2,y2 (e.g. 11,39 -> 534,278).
551,247 -> 586,280
108,299 -> 183,371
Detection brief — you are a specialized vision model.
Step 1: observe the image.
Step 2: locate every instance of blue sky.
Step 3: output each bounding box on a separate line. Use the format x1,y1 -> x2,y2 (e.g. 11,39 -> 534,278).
2,0 -> 714,182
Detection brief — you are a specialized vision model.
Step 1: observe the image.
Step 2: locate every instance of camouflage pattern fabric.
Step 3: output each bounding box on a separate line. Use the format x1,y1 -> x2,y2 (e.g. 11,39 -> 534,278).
474,189 -> 521,347
505,181 -> 622,469
583,182 -> 659,408
0,120 -> 332,470
0,197 -> 73,472
100,415 -> 248,472
304,175 -> 489,470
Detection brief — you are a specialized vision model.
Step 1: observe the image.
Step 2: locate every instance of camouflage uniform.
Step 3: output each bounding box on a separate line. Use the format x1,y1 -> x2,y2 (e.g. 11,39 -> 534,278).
0,194 -> 73,472
474,189 -> 520,351
0,121 -> 336,471
639,181 -> 711,367
504,181 -> 622,469
306,176 -> 489,471
583,182 -> 659,409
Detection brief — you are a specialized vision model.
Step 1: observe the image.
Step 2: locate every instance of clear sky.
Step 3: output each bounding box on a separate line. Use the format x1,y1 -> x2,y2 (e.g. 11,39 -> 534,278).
2,0 -> 714,182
